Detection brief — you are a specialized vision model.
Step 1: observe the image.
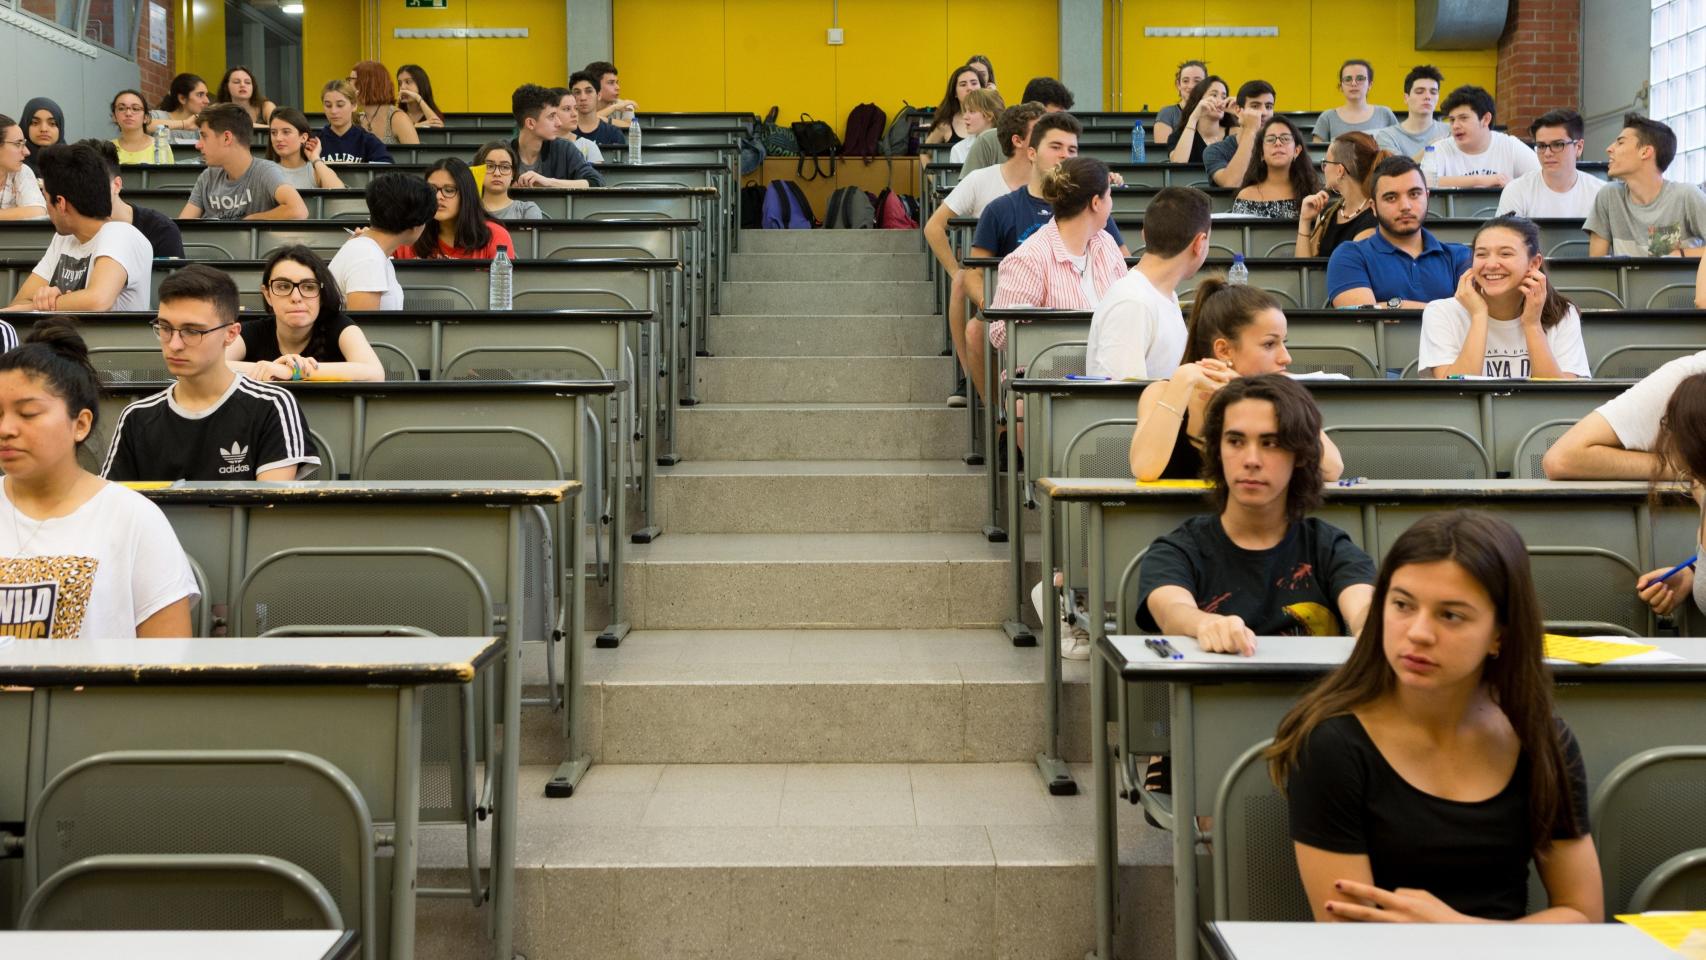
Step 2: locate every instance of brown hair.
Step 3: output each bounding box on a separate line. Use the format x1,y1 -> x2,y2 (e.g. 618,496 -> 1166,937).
1039,156 -> 1110,219
1472,215 -> 1574,331
1240,115 -> 1322,197
1309,132 -> 1391,251
195,102 -> 252,143
1141,186 -> 1212,258
1198,373 -> 1323,523
321,79 -> 365,122
1183,279 -> 1282,364
996,101 -> 1046,159
961,88 -> 1005,124
1652,372 -> 1706,492
350,61 -> 396,107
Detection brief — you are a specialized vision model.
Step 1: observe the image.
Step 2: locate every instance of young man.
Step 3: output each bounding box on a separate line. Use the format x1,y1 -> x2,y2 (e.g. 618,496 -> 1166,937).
567,71 -> 628,148
549,87 -> 604,163
1327,156 -> 1470,308
1428,86 -> 1540,189
1084,186 -> 1209,381
331,172 -> 437,311
584,61 -> 636,128
3,143 -> 152,313
1204,80 -> 1277,188
102,264 -> 318,482
1373,65 -> 1449,159
1544,349 -> 1706,479
1585,113 -> 1706,258
179,103 -> 307,222
959,76 -> 1074,174
1496,109 -> 1605,219
83,138 -> 184,260
507,84 -> 604,190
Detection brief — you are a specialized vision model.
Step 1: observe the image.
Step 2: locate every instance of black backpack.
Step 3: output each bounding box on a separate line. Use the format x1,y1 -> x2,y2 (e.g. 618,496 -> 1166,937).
840,103 -> 887,157
740,180 -> 767,229
824,187 -> 876,229
790,113 -> 841,180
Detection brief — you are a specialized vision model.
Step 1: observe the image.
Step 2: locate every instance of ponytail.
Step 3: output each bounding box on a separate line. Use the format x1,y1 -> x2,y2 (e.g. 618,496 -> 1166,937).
1183,278 -> 1281,364
1039,156 -> 1111,220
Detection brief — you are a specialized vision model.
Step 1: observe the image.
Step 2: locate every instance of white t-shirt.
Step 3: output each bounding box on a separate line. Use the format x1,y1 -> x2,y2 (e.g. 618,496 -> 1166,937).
0,168 -> 45,215
1417,298 -> 1590,379
571,137 -> 604,163
1430,131 -> 1541,181
943,164 -> 1022,218
329,235 -> 403,311
948,137 -> 974,165
1085,268 -> 1187,381
0,482 -> 199,640
1496,170 -> 1606,219
30,221 -> 154,312
1597,350 -> 1706,451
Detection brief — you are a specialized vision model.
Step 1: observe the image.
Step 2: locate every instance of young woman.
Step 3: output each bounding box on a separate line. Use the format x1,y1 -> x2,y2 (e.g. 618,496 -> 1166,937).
1271,509 -> 1603,924
991,157 -> 1126,318
1420,216 -> 1588,380
315,81 -> 392,165
395,64 -> 444,129
473,142 -> 544,221
1167,75 -> 1233,164
948,89 -> 1004,166
147,74 -> 209,147
1232,116 -> 1323,220
0,319 -> 199,639
109,89 -> 171,165
965,54 -> 997,90
1638,373 -> 1706,618
228,246 -> 384,383
349,61 -> 419,146
1130,282 -> 1343,482
0,115 -> 47,221
1153,60 -> 1208,145
217,66 -> 275,126
19,97 -> 63,173
268,107 -> 345,190
396,158 -> 515,261
1296,132 -> 1386,258
1311,59 -> 1399,143
924,65 -> 985,146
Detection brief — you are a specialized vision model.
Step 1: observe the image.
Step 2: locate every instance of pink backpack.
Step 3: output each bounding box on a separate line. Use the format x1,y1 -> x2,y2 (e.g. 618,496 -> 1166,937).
874,188 -> 918,229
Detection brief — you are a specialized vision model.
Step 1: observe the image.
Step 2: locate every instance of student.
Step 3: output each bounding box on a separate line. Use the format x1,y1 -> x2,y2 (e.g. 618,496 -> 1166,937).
316,80 -> 393,165
1296,132 -> 1386,259
396,158 -> 515,261
990,157 -> 1126,314
550,87 -> 604,163
0,319 -> 198,639
1168,75 -> 1233,164
949,89 -> 1003,166
216,66 -> 275,126
395,64 -> 444,129
349,61 -> 418,146
147,74 -> 208,148
1153,60 -> 1208,145
1586,113 -> 1706,258
1204,80 -> 1277,189
566,71 -> 627,148
179,104 -> 307,222
1231,116 -> 1322,220
19,97 -> 63,172
329,172 -> 435,311
1373,65 -> 1450,159
1312,60 -> 1398,143
0,114 -> 47,221
1328,156 -> 1470,308
1137,373 -> 1374,652
1085,186 -> 1210,381
925,65 -> 985,145
1272,509 -> 1602,924
585,61 -> 637,127
958,77 -> 1074,175
1420,216 -> 1588,380
229,245 -> 384,383
1428,86 -> 1541,189
1497,110 -> 1605,219
508,84 -> 604,190
269,107 -> 346,190
1636,373 -> 1706,616
473,142 -> 544,221
1130,282 -> 1343,482
110,89 -> 171,165
1544,348 -> 1706,480
3,144 -> 152,314
82,139 -> 185,260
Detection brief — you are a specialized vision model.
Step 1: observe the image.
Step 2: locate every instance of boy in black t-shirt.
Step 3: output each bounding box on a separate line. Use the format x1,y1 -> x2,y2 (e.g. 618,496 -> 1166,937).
82,138 -> 184,259
102,264 -> 318,482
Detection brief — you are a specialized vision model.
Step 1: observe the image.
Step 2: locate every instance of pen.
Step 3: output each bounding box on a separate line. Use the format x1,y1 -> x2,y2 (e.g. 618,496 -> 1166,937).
1145,638 -> 1183,660
1652,554 -> 1698,585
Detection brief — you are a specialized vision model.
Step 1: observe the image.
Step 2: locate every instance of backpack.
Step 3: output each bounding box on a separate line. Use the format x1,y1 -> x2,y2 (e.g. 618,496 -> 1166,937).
873,189 -> 919,230
840,102 -> 887,157
824,186 -> 876,229
881,102 -> 926,157
759,106 -> 797,158
740,180 -> 767,229
790,113 -> 841,180
761,180 -> 815,229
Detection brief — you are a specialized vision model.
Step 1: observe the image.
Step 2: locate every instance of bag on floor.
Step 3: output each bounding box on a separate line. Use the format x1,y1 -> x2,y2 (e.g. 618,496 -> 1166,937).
740,180 -> 767,229
882,102 -> 925,157
759,106 -> 798,158
738,129 -> 766,176
840,102 -> 887,157
873,188 -> 919,230
791,113 -> 841,180
824,186 -> 876,229
762,180 -> 815,229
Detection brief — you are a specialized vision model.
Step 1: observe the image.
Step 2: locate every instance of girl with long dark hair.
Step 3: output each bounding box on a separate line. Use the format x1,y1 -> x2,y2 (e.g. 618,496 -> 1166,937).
1167,75 -> 1233,164
267,107 -> 345,190
147,73 -> 208,147
1636,372 -> 1706,617
217,65 -> 275,125
1231,116 -> 1323,220
924,65 -> 985,145
395,64 -> 444,129
228,246 -> 384,382
396,158 -> 514,260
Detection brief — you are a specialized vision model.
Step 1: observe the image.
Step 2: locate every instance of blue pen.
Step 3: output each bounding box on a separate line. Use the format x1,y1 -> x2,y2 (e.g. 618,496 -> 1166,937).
1652,554 -> 1698,585
1065,374 -> 1112,381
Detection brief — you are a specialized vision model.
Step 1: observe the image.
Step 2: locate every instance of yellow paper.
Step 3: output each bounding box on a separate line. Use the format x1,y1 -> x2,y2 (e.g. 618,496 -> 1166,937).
118,481 -> 173,490
1543,634 -> 1658,664
468,163 -> 486,197
1617,911 -> 1706,949
1135,479 -> 1211,489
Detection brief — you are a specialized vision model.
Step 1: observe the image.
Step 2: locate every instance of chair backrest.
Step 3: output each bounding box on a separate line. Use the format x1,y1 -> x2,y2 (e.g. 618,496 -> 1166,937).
233,546 -> 493,639
357,426 -> 564,482
1645,282 -> 1700,310
1326,425 -> 1494,479
89,347 -> 171,385
441,346 -> 606,382
307,429 -> 337,481
1527,546 -> 1652,636
1062,419 -> 1139,590
1630,847 -> 1706,912
1594,345 -> 1702,380
21,853 -> 342,931
1589,746 -> 1706,914
1027,342 -> 1087,380
368,342 -> 421,381
1512,419 -> 1577,479
1213,738 -> 1313,922
1287,346 -> 1378,379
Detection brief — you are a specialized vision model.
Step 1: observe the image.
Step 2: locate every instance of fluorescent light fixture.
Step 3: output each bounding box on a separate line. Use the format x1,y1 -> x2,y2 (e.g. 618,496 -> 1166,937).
1145,26 -> 1278,37
281,3 -> 304,13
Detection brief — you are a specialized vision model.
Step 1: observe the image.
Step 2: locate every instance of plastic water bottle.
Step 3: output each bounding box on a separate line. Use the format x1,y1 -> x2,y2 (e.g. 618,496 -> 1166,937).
154,124 -> 170,164
1421,145 -> 1439,189
1228,254 -> 1248,286
1130,119 -> 1146,164
489,245 -> 513,310
627,118 -> 642,164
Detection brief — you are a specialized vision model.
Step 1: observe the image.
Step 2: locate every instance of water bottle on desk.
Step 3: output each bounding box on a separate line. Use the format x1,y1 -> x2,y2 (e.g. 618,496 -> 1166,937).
1130,119 -> 1146,163
628,118 -> 642,164
1228,254 -> 1248,286
489,245 -> 513,310
154,124 -> 170,164
1421,145 -> 1439,189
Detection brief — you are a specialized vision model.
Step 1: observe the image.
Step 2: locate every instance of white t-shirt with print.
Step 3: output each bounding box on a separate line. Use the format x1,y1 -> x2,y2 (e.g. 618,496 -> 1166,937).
30,221 -> 154,312
329,235 -> 404,311
943,164 -> 1023,219
1430,131 -> 1541,181
0,482 -> 199,640
1496,170 -> 1606,220
1417,297 -> 1590,379
1597,350 -> 1706,452
1085,268 -> 1187,381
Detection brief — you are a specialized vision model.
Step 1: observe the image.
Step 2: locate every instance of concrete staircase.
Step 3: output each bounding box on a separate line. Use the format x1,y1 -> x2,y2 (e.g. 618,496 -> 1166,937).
419,229 -> 1168,960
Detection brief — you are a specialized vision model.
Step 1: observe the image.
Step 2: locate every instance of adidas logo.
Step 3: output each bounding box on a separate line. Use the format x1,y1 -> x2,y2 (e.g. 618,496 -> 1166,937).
218,441 -> 251,475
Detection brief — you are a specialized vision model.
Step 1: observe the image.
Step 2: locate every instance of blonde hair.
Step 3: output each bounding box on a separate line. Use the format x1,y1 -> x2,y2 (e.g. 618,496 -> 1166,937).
321,79 -> 366,122
962,88 -> 1005,123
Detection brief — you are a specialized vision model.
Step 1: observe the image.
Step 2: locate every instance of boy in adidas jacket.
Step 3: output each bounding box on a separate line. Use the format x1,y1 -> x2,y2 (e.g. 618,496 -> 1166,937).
102,264 -> 319,482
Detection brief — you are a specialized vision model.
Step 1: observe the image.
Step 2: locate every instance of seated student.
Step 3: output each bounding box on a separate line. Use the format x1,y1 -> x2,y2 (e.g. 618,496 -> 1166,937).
0,113 -> 47,220
473,142 -> 544,221
20,97 -> 64,174
1167,75 -> 1233,164
965,54 -> 997,90
395,64 -> 444,129
1497,110 -> 1604,219
585,61 -> 637,127
991,157 -> 1126,313
1420,215 -> 1588,379
328,173 -> 436,312
217,65 -> 275,126
1153,60 -> 1208,145
1231,116 -> 1322,220
269,107 -> 345,190
1296,132 -> 1386,258
396,158 -> 516,260
509,84 -> 604,190
110,89 -> 171,165
0,319 -> 198,639
102,264 -> 318,482
1544,345 -> 1706,479
229,245 -> 384,383
1428,86 -> 1541,189
1086,186 -> 1211,381
949,88 -> 1003,166
82,139 -> 185,260
959,77 -> 1073,174
925,65 -> 985,146
1130,282 -> 1343,482
3,144 -> 152,314
146,74 -> 209,148
1328,156 -> 1470,308
1373,65 -> 1450,159
349,60 -> 418,146
316,80 -> 393,165
549,88 -> 604,163
1312,60 -> 1399,143
1204,80 -> 1277,189
566,71 -> 628,148
179,103 -> 308,222
1137,373 -> 1375,653
1637,374 -> 1706,617
1271,509 -> 1602,924
1586,113 -> 1706,258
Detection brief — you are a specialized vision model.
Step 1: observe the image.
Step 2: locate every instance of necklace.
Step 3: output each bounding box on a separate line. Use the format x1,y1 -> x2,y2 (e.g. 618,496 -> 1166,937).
7,478 -> 74,558
1337,198 -> 1371,222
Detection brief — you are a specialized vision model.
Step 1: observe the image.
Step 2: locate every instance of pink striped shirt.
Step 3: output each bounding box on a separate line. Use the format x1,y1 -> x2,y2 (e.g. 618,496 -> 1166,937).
988,219 -> 1127,349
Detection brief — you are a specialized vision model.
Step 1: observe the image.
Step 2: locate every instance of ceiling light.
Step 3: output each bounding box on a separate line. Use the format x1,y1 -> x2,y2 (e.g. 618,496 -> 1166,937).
281,3 -> 304,13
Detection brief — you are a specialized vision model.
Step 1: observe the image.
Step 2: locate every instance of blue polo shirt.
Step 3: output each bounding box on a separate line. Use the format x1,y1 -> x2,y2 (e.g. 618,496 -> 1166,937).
1325,227 -> 1470,304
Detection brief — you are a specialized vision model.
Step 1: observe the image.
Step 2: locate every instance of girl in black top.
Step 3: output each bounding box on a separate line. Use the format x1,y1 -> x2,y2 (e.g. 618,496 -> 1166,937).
1296,131 -> 1387,258
923,65 -> 985,145
227,245 -> 385,382
1166,76 -> 1232,165
1271,510 -> 1602,923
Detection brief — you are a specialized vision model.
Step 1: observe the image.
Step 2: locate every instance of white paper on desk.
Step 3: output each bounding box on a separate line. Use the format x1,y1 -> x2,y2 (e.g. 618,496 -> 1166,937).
1545,635 -> 1686,665
1286,371 -> 1351,380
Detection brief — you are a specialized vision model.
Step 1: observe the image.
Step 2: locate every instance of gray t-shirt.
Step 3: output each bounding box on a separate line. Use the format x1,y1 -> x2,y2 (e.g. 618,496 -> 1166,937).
1583,180 -> 1706,257
1155,105 -> 1184,135
276,161 -> 319,191
1373,119 -> 1451,158
1204,136 -> 1242,185
487,199 -> 545,221
189,158 -> 289,220
1312,105 -> 1400,142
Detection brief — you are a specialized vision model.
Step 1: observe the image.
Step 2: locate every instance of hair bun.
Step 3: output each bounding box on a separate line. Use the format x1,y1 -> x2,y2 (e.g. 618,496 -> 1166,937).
24,316 -> 90,364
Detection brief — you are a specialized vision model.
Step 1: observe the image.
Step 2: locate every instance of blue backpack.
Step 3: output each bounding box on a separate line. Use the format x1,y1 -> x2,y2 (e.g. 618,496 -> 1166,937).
761,180 -> 815,229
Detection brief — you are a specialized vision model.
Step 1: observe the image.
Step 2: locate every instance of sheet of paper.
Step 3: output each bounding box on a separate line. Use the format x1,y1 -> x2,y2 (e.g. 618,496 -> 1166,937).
1134,479 -> 1211,489
1285,371 -> 1352,380
1542,633 -> 1679,665
1617,911 -> 1706,949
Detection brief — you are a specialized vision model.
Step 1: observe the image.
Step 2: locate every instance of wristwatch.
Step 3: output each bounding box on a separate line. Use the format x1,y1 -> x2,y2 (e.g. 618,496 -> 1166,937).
1386,297 -> 1403,310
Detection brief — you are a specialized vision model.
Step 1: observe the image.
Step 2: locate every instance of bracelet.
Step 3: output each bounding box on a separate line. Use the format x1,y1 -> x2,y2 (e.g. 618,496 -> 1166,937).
1156,399 -> 1185,418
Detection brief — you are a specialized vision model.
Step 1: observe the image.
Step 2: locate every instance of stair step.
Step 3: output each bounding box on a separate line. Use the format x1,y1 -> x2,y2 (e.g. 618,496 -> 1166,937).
738,229 -> 924,254
696,355 -> 956,404
676,403 -> 965,461
657,460 -> 982,534
730,252 -> 928,282
724,280 -> 937,316
710,314 -> 945,358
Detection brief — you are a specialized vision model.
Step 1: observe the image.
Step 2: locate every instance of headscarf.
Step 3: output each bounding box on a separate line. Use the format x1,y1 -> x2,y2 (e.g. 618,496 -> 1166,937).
19,97 -> 64,172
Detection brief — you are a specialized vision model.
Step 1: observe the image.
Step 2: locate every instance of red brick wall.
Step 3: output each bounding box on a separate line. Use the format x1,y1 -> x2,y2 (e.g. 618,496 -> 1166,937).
137,2 -> 175,108
1496,0 -> 1581,136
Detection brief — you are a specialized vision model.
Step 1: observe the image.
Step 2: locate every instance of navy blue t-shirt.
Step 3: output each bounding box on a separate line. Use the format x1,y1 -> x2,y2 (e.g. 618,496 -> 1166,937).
315,126 -> 393,164
574,119 -> 627,147
971,185 -> 1126,256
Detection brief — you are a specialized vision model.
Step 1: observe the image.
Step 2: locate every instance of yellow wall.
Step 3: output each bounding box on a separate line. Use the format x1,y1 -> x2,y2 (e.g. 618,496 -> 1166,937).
301,1 -> 361,109
175,0 -> 225,82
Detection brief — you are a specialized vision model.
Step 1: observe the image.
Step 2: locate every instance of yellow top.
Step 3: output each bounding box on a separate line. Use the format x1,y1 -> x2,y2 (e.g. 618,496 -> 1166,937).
113,138 -> 172,165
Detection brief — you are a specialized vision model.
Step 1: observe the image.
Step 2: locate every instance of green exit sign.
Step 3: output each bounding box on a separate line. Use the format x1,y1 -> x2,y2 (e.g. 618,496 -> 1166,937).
405,0 -> 446,7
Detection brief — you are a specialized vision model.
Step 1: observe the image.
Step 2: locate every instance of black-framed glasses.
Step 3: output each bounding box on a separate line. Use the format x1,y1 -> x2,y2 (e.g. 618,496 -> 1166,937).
149,319 -> 236,344
1263,135 -> 1296,146
431,184 -> 459,198
266,279 -> 322,298
484,162 -> 514,174
1534,139 -> 1581,154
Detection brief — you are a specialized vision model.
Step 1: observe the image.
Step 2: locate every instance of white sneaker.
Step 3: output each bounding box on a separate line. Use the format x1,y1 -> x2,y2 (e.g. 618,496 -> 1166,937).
1060,624 -> 1092,660
946,392 -> 967,408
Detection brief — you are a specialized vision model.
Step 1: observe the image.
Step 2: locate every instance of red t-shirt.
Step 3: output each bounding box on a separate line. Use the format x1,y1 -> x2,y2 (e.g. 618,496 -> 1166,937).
394,220 -> 515,260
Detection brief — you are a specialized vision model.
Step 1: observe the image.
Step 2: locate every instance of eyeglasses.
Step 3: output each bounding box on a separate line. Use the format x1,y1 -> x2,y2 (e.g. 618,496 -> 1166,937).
266,279 -> 322,298
431,184 -> 459,198
1262,135 -> 1295,146
483,162 -> 514,174
0,139 -> 24,150
1321,158 -> 1344,169
114,105 -> 145,115
1534,139 -> 1581,154
1341,75 -> 1368,84
149,320 -> 236,344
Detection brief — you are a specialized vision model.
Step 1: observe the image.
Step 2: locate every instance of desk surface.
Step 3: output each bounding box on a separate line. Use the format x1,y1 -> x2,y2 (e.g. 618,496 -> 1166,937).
131,479 -> 577,505
1204,921 -> 1677,960
1009,377 -> 1637,397
0,635 -> 500,686
0,930 -> 357,959
1035,477 -> 1676,502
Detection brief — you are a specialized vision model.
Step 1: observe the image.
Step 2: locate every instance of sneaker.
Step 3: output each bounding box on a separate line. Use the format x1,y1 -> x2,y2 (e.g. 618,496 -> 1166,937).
1060,623 -> 1092,660
947,390 -> 967,408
